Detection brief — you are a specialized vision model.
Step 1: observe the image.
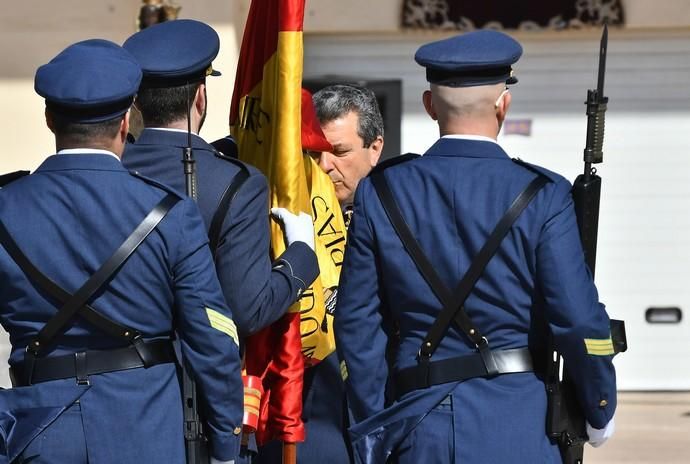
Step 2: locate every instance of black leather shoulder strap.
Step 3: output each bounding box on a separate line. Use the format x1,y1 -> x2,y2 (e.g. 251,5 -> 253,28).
208,155 -> 251,254
371,168 -> 549,371
0,194 -> 180,356
0,170 -> 30,187
370,168 -> 454,309
0,219 -> 138,341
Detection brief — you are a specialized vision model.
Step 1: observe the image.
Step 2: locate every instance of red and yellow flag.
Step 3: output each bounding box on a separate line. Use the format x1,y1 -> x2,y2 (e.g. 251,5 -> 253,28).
230,0 -> 346,445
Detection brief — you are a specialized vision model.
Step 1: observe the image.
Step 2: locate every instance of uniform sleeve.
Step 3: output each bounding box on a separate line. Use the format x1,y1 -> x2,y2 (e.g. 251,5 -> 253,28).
334,178 -> 390,424
172,198 -> 244,461
215,171 -> 318,339
536,178 -> 617,429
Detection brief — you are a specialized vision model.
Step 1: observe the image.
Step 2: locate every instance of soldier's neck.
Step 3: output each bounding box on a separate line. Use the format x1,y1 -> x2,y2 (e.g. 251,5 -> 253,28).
438,119 -> 499,140
151,119 -> 200,134
55,138 -> 121,157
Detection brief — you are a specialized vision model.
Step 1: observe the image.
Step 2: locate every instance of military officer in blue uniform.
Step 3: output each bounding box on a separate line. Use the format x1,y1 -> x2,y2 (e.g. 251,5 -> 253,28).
334,30 -> 617,463
121,20 -> 319,349
0,40 -> 243,463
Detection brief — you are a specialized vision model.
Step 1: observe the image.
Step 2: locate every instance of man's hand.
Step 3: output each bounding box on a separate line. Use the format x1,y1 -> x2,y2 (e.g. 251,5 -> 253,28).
587,417 -> 615,447
270,207 -> 315,251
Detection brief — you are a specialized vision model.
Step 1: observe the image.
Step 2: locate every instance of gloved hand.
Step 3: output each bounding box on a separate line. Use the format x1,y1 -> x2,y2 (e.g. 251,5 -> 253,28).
210,459 -> 234,464
587,417 -> 615,447
270,207 -> 315,251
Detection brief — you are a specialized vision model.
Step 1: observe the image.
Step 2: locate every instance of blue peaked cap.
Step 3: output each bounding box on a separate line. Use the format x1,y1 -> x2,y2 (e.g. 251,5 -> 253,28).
123,19 -> 221,88
415,30 -> 523,87
35,39 -> 142,123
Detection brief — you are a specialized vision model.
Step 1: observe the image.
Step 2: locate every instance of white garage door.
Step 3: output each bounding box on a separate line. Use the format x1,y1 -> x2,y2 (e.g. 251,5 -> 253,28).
305,29 -> 690,390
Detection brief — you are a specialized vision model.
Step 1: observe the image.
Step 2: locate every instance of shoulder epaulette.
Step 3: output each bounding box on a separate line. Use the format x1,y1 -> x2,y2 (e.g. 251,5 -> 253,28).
209,139 -> 251,172
129,170 -> 184,199
214,150 -> 251,172
370,153 -> 420,176
211,136 -> 239,160
512,158 -> 557,183
0,170 -> 30,188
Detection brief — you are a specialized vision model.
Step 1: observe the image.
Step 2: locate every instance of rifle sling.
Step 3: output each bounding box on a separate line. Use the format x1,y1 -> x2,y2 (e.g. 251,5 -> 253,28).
371,168 -> 548,374
208,165 -> 250,254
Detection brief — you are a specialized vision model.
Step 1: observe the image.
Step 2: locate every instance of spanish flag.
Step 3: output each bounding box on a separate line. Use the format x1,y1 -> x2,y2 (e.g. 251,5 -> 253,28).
230,0 -> 346,446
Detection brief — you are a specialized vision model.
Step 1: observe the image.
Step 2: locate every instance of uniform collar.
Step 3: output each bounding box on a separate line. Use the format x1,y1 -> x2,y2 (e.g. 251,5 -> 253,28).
34,153 -> 129,173
441,134 -> 498,144
424,136 -> 510,160
135,128 -> 211,151
57,148 -> 119,160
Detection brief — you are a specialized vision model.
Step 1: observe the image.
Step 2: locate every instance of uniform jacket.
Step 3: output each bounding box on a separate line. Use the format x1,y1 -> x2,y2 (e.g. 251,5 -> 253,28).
0,153 -> 243,463
335,137 -> 617,463
123,129 -> 318,340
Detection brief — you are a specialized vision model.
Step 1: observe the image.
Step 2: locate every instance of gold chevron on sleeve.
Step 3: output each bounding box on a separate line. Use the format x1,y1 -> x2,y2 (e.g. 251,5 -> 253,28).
340,360 -> 348,381
584,337 -> 615,356
206,307 -> 239,346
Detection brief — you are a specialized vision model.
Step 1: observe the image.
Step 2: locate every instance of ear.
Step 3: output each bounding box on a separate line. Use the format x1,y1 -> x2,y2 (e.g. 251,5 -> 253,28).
496,90 -> 511,125
120,111 -> 130,141
45,108 -> 56,134
195,83 -> 206,116
422,90 -> 437,121
368,135 -> 384,166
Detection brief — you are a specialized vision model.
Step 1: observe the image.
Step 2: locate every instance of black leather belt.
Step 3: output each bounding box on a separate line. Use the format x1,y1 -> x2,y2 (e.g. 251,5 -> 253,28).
10,339 -> 175,387
395,347 -> 535,399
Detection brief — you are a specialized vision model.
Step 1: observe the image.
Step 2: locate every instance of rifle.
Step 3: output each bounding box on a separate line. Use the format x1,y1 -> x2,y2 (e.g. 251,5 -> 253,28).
545,25 -> 627,464
181,86 -> 209,464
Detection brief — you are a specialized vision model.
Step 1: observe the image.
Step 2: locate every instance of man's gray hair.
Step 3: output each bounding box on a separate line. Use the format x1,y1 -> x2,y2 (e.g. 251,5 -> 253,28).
312,84 -> 384,148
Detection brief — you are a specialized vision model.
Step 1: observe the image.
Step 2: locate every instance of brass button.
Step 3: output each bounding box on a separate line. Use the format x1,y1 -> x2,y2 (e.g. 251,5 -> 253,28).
599,399 -> 608,408
233,426 -> 242,435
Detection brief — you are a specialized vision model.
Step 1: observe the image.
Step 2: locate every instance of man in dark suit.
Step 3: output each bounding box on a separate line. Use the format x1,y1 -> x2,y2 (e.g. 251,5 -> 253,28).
252,85 -> 384,464
335,30 -> 617,463
298,85 -> 385,464
0,39 -> 243,463
121,19 -> 319,347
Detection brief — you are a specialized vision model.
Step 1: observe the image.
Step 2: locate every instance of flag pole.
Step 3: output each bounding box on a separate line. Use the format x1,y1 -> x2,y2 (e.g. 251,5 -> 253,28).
283,442 -> 297,464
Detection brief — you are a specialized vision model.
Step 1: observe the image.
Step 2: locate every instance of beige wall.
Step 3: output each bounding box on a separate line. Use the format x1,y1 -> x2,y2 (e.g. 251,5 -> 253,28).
304,0 -> 403,32
0,0 -> 248,173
